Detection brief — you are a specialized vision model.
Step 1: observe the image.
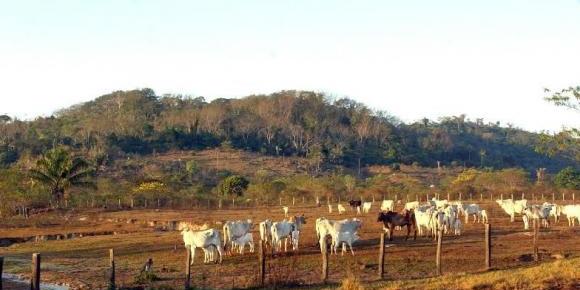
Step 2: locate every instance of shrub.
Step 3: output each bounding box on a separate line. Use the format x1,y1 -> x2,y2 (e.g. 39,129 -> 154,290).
554,167 -> 580,190
219,175 -> 249,196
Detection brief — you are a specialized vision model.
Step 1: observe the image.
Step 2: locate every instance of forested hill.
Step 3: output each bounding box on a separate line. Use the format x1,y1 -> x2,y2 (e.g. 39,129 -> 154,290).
0,89 -> 576,172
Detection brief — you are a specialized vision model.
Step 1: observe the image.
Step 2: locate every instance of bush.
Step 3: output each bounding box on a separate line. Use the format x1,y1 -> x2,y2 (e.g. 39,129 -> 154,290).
219,175 -> 249,196
554,167 -> 580,190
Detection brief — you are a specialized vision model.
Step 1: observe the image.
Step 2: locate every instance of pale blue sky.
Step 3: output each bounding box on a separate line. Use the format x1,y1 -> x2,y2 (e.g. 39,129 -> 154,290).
0,0 -> 579,132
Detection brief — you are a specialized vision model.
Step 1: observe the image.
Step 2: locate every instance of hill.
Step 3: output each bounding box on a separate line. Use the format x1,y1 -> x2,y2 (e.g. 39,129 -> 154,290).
0,89 -> 577,174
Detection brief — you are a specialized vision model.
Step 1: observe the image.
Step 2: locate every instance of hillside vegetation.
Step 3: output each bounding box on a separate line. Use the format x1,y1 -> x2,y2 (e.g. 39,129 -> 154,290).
0,89 -> 578,214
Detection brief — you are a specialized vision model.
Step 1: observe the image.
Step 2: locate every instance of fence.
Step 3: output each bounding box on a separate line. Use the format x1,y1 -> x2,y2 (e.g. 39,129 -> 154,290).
0,218 -> 555,289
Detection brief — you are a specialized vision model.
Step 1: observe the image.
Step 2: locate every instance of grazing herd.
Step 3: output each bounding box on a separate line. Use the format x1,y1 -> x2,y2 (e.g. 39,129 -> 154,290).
179,197 -> 580,265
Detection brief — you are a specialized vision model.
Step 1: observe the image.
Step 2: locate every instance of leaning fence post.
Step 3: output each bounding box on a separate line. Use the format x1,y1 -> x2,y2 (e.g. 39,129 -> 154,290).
31,253 -> 40,290
258,240 -> 266,286
378,232 -> 386,279
484,223 -> 491,270
0,256 -> 4,290
185,245 -> 192,289
321,238 -> 328,283
109,249 -> 115,290
533,219 -> 539,262
436,229 -> 442,276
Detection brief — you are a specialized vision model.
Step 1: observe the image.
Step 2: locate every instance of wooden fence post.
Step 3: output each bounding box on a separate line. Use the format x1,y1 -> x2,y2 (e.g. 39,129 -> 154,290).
562,193 -> 565,201
321,238 -> 328,283
552,192 -> 555,201
302,196 -> 305,204
573,193 -> 575,201
109,249 -> 115,290
533,219 -> 539,262
279,197 -> 282,206
258,240 -> 265,286
484,224 -> 491,271
459,192 -> 462,200
480,193 -> 483,201
0,256 -> 4,290
378,232 -> 385,279
511,193 -> 514,200
31,253 -> 40,290
436,229 -> 442,276
185,245 -> 192,289
541,193 -> 544,200
521,193 -> 524,200
447,193 -> 450,201
470,193 -> 473,200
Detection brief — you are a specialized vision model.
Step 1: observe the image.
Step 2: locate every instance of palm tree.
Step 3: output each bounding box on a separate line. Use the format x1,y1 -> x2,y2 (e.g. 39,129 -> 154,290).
29,147 -> 95,206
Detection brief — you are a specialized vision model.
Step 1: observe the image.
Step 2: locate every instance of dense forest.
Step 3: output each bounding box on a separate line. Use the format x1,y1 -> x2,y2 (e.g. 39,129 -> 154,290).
0,89 -> 577,172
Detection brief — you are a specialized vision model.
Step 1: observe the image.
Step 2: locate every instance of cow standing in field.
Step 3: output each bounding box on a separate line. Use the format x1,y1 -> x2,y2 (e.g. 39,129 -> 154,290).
259,219 -> 272,245
362,202 -> 372,214
271,215 -> 306,252
496,199 -> 527,222
223,219 -> 252,254
316,217 -> 362,255
349,200 -> 362,215
181,227 -> 224,264
562,204 -> 580,227
231,232 -> 255,254
381,200 -> 394,212
378,210 -> 417,241
461,204 -> 483,223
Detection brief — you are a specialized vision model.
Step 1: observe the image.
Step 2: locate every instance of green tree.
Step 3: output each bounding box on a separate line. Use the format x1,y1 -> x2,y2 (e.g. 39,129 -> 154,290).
554,167 -> 580,190
219,175 -> 249,196
29,147 -> 95,205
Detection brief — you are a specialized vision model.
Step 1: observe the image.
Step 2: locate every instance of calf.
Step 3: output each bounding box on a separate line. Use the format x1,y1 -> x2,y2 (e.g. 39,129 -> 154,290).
332,231 -> 360,256
231,232 -> 255,254
223,219 -> 252,253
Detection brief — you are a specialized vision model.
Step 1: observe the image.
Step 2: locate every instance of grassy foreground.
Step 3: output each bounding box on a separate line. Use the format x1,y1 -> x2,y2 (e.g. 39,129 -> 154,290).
355,257 -> 579,290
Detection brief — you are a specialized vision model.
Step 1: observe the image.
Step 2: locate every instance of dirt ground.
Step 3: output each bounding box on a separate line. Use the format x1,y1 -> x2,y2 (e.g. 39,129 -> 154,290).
1,199 -> 579,289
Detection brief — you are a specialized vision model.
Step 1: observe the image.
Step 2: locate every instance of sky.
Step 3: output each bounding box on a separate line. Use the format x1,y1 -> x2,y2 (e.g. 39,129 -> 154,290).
0,0 -> 579,133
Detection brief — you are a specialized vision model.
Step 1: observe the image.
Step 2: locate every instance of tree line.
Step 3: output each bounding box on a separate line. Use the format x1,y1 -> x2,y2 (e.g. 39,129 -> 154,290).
0,89 -> 577,173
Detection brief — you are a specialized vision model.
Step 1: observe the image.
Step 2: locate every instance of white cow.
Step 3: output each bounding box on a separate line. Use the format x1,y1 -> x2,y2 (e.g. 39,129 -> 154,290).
461,204 -> 482,223
337,204 -> 346,214
414,206 -> 434,236
283,206 -> 289,217
380,200 -> 395,212
259,220 -> 272,245
328,204 -> 333,214
404,201 -> 420,211
362,202 -> 372,214
332,231 -> 360,256
562,204 -> 580,227
181,228 -> 224,264
316,218 -> 362,255
223,219 -> 252,253
542,202 -> 561,223
431,198 -> 449,209
496,199 -> 527,222
231,232 -> 255,254
443,205 -> 458,234
271,215 -> 306,252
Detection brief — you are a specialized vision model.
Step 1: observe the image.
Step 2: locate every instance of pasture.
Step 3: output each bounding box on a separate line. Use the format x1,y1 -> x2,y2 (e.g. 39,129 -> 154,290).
1,199 -> 579,289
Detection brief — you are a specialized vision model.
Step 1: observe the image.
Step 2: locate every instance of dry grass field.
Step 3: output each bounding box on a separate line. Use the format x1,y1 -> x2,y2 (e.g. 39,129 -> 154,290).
1,199 -> 579,289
